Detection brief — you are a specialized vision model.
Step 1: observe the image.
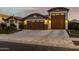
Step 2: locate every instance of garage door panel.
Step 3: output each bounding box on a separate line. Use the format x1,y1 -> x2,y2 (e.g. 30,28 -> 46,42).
27,21 -> 48,30
51,15 -> 65,29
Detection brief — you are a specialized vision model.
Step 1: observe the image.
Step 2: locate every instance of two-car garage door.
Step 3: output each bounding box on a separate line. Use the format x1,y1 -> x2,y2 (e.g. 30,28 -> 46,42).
27,21 -> 48,30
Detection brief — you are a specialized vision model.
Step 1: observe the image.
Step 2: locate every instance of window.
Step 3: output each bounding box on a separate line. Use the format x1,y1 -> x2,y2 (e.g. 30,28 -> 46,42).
52,13 -> 55,16
61,13 -> 64,15
31,20 -> 34,22
52,13 -> 65,16
15,20 -> 17,23
10,20 -> 14,24
40,20 -> 44,22
56,13 -> 60,15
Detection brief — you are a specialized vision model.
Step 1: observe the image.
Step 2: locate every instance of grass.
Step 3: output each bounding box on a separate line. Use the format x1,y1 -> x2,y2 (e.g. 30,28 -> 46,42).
67,30 -> 79,38
0,26 -> 18,34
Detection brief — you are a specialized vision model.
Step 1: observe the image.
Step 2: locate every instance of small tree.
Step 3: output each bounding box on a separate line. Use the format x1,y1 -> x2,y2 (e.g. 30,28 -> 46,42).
68,22 -> 77,30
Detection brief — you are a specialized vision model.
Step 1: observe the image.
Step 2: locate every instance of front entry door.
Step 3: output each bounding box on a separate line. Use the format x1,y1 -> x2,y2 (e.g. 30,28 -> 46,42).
51,13 -> 65,29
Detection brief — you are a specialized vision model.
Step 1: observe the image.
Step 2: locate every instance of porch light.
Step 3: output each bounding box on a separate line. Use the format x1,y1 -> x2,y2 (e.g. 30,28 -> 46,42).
49,20 -> 51,24
65,20 -> 68,24
44,20 -> 48,24
24,20 -> 27,25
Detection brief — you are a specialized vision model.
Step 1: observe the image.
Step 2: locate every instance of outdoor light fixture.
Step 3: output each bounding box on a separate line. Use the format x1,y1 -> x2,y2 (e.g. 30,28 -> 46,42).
24,20 -> 27,25
49,20 -> 51,24
44,20 -> 48,24
65,20 -> 68,24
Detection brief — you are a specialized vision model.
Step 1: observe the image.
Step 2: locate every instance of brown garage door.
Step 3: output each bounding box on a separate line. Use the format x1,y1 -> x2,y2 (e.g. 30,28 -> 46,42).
27,21 -> 48,30
51,14 -> 65,29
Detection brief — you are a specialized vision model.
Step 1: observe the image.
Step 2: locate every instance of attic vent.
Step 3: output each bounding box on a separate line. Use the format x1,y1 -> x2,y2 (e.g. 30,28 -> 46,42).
56,9 -> 59,11
33,15 -> 37,18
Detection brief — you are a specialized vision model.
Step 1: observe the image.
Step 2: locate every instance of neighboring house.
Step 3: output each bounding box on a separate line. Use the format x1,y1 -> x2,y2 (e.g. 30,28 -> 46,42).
70,19 -> 79,23
3,16 -> 23,30
68,19 -> 79,29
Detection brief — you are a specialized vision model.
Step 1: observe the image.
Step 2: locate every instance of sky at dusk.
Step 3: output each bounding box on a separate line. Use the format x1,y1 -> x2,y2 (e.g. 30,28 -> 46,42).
0,7 -> 79,20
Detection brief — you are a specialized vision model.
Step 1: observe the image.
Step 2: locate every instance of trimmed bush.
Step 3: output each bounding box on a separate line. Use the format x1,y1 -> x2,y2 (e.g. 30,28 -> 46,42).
0,24 -> 17,34
19,23 -> 27,29
68,22 -> 79,30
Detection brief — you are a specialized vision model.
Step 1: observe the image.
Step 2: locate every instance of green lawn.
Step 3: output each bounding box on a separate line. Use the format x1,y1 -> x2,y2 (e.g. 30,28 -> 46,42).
67,30 -> 79,38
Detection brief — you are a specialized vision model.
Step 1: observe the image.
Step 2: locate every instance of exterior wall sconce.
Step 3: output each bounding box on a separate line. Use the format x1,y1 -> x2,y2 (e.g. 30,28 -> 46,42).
65,19 -> 68,24
44,19 -> 48,24
24,20 -> 27,25
49,20 -> 51,24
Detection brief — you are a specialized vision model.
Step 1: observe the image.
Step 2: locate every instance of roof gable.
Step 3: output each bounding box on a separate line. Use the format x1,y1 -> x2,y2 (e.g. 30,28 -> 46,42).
3,16 -> 23,21
70,19 -> 79,23
23,13 -> 48,19
48,7 -> 69,12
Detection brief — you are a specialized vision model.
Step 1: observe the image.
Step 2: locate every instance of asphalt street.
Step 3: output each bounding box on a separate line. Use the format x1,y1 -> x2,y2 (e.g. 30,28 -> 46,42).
0,41 -> 78,51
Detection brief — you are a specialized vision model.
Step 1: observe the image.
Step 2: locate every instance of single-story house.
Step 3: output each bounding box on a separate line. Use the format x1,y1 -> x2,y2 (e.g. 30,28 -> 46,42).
68,19 -> 79,29
1,7 -> 69,30
2,16 -> 23,30
23,7 -> 69,30
70,19 -> 79,23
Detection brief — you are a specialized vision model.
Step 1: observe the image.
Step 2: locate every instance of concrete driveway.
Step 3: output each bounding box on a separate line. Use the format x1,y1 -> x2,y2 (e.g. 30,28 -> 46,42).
49,30 -> 69,38
0,30 -> 79,49
9,30 -> 52,40
10,30 -> 69,39
0,30 -> 69,42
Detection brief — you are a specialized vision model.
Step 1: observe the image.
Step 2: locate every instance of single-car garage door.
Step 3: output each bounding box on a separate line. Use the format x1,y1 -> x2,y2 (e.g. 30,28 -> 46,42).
27,21 -> 48,30
51,13 -> 65,29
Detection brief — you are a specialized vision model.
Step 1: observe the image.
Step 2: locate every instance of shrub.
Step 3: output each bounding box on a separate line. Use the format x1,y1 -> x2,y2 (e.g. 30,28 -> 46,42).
10,24 -> 16,27
0,23 -> 7,29
19,23 -> 25,29
68,22 -> 79,30
0,24 -> 17,34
